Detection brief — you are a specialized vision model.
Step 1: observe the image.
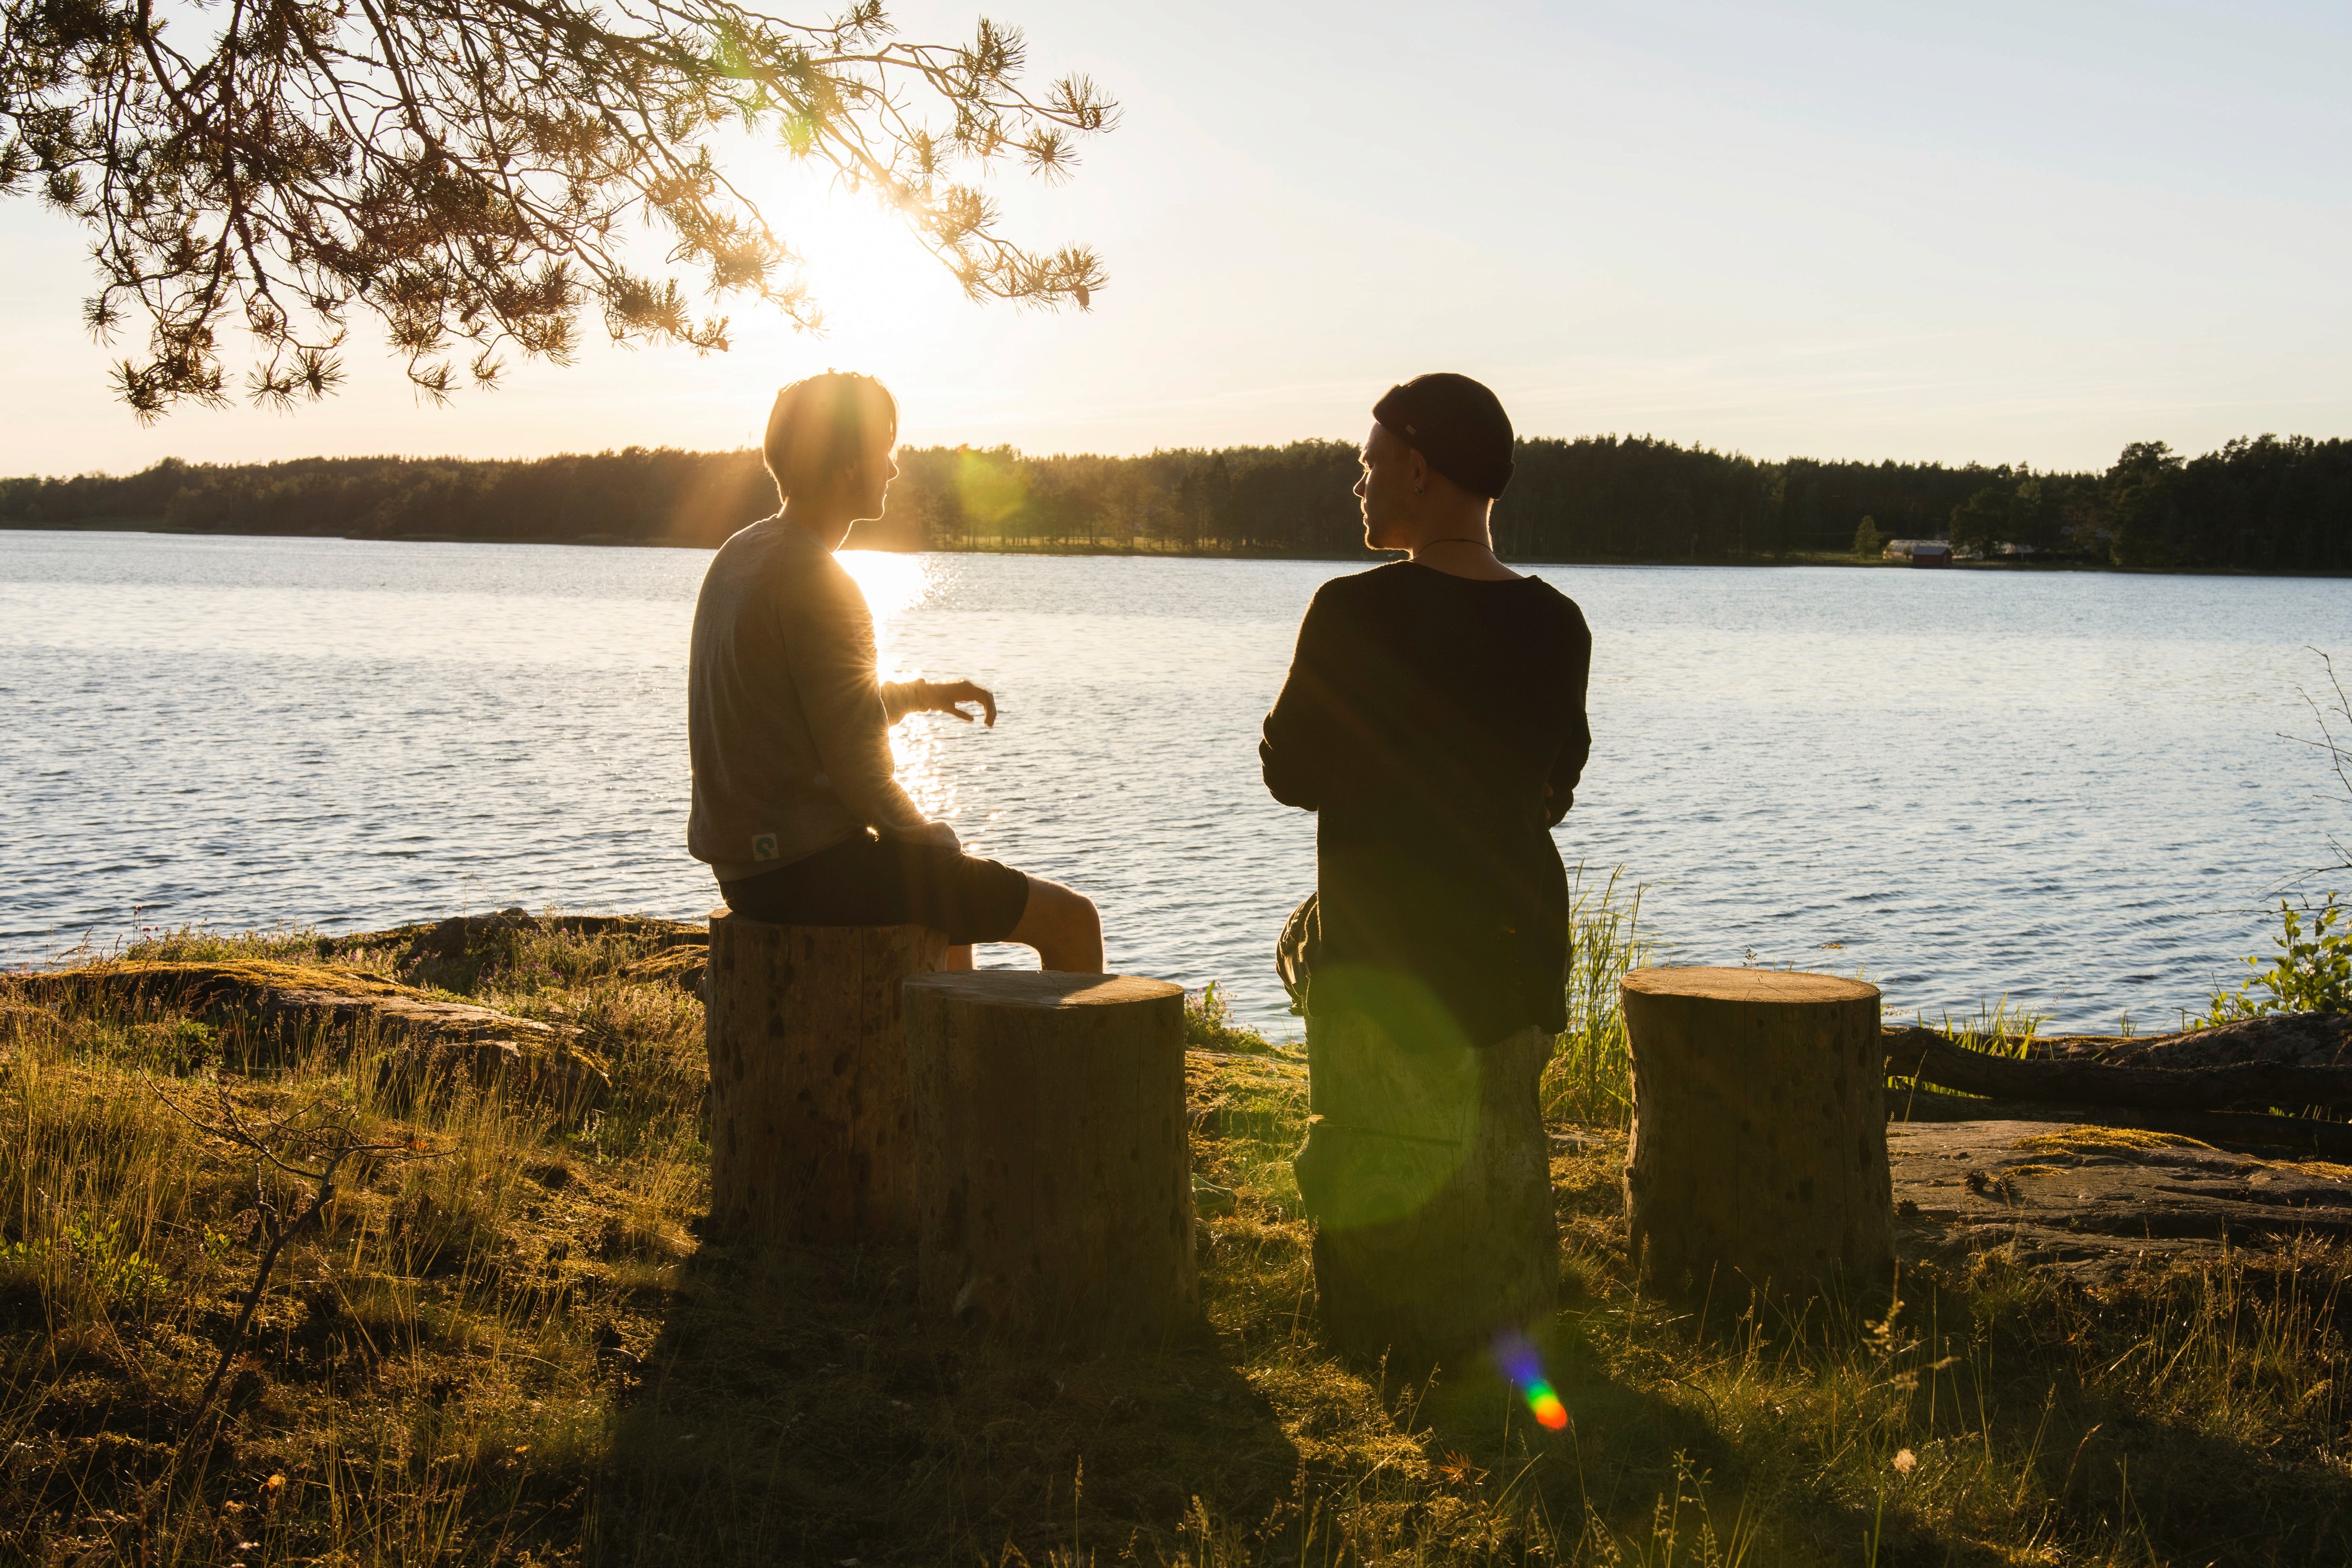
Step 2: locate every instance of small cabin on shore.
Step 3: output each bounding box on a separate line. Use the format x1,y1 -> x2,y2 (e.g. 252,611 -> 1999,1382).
1883,539 -> 1953,567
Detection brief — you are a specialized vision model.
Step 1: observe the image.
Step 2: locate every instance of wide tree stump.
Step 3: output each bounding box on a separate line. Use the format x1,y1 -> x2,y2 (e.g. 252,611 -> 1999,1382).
903,972 -> 1197,1347
1292,1013 -> 1557,1364
703,911 -> 946,1246
1622,967 -> 1893,1306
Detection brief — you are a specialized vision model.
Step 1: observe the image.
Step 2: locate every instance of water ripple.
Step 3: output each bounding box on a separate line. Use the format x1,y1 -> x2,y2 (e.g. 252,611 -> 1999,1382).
4,532 -> 2349,1036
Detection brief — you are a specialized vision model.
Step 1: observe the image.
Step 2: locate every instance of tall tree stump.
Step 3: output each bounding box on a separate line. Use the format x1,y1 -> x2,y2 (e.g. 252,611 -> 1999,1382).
703,911 -> 946,1246
1620,966 -> 1893,1306
1292,1013 -> 1557,1365
903,972 -> 1197,1348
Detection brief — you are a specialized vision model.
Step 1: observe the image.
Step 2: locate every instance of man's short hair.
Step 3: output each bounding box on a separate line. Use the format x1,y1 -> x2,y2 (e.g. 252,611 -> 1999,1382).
763,372 -> 898,499
1372,373 -> 1515,499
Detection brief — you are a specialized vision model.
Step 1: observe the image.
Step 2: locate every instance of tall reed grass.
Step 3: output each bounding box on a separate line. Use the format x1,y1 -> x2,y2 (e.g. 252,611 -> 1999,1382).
1544,864 -> 1652,1126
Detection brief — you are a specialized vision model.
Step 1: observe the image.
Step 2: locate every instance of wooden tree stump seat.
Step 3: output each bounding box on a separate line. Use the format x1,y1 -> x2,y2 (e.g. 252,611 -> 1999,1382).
1620,966 -> 1893,1307
1291,1012 -> 1558,1365
703,910 -> 946,1247
903,971 -> 1197,1348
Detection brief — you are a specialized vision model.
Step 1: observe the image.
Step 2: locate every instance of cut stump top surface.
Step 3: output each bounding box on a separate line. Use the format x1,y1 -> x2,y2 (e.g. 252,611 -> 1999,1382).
903,972 -> 1183,1010
1622,966 -> 1879,1004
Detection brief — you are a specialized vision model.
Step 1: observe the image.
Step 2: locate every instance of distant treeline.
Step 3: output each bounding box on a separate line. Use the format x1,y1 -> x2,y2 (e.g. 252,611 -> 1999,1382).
5,433 -> 2347,570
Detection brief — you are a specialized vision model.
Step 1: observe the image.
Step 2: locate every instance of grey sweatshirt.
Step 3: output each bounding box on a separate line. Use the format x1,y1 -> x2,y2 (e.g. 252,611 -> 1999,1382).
687,519 -> 951,881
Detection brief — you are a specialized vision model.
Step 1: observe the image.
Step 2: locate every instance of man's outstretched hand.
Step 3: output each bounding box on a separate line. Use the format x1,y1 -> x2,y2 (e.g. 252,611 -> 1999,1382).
928,680 -> 997,727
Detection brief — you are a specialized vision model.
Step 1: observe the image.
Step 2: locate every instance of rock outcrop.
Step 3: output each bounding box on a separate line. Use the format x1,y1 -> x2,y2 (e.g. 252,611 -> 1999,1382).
17,958 -> 610,1109
1889,1120 -> 2352,1277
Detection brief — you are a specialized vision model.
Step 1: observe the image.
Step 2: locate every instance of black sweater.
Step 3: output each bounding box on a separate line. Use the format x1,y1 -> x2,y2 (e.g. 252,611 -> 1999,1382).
1260,562 -> 1593,1047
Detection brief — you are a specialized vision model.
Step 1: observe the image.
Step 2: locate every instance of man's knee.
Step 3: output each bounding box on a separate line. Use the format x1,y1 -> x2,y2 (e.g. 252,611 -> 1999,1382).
1024,876 -> 1098,937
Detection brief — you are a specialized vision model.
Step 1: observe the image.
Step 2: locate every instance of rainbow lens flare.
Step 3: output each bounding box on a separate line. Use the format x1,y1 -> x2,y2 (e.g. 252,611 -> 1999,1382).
1491,1329 -> 1570,1430
1523,1381 -> 1569,1430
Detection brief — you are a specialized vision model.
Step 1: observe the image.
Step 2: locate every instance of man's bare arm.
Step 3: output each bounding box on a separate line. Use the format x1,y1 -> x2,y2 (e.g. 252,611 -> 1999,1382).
883,679 -> 999,727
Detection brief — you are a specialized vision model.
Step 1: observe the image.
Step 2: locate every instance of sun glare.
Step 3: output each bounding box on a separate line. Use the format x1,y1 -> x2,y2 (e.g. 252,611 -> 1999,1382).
832,547 -> 958,829
722,146 -> 974,404
835,548 -> 930,626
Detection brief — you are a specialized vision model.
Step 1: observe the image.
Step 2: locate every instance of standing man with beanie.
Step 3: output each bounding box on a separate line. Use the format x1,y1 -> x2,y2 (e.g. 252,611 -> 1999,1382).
1261,372 -> 1592,1362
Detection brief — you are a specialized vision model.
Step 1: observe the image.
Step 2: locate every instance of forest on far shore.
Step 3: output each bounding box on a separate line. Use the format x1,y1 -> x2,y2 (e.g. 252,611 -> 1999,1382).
3,432 -> 2347,571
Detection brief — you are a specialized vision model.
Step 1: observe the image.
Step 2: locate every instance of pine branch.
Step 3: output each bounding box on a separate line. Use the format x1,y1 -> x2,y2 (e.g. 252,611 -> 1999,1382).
1,0 -> 1117,415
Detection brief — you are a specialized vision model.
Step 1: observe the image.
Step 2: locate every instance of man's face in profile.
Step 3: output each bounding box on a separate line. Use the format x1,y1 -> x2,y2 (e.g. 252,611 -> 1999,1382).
1353,421 -> 1415,551
849,424 -> 900,523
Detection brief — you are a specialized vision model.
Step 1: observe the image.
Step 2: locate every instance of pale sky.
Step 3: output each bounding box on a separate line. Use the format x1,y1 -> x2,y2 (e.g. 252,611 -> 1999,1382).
2,0 -> 2346,477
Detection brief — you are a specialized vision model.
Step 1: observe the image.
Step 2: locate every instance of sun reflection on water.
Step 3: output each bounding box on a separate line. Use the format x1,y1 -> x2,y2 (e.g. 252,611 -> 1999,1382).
835,548 -> 932,629
837,549 -> 962,832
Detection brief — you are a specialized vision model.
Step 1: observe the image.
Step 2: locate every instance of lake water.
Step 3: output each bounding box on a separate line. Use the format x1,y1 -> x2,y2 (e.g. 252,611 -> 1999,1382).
5,529 -> 2349,1036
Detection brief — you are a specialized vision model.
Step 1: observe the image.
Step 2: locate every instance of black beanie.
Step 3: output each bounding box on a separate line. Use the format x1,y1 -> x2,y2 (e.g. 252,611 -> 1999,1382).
1372,373 -> 1515,498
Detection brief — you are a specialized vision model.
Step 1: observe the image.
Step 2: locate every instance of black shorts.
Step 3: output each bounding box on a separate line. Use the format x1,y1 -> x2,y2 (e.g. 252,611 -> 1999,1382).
718,830 -> 1032,945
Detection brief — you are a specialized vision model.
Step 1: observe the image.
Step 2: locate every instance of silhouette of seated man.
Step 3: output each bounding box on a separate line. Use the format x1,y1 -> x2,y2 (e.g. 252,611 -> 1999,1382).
1261,372 -> 1592,1360
687,371 -> 1102,972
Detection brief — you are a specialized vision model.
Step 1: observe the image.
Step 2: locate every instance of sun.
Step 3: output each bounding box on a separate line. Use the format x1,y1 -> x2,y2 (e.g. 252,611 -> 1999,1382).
714,141 -> 977,402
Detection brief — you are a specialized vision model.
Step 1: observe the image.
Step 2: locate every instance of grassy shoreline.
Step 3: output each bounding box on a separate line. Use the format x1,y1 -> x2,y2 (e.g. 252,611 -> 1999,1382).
4,910 -> 2349,1565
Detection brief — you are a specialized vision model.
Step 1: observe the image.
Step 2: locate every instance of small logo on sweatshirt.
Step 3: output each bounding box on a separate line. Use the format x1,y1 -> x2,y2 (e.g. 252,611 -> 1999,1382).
752,833 -> 780,862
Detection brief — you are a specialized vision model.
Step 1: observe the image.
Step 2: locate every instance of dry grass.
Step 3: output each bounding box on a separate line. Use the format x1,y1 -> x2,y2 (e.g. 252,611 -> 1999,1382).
2011,1128 -> 2215,1157
1,916 -> 2349,1565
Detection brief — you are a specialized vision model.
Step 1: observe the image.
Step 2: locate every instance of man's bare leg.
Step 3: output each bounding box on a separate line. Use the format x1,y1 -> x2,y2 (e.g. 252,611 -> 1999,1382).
1008,876 -> 1105,973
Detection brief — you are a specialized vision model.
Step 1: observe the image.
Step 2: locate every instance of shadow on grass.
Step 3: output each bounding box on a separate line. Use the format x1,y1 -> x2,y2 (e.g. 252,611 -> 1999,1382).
587,1234 -> 1299,1566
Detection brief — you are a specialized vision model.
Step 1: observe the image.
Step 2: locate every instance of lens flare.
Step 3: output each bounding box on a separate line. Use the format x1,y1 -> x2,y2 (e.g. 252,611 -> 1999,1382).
1491,1329 -> 1570,1431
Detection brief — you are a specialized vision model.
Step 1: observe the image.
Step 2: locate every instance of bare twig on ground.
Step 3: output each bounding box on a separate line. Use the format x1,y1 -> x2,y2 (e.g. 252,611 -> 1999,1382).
150,1082 -> 439,1431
